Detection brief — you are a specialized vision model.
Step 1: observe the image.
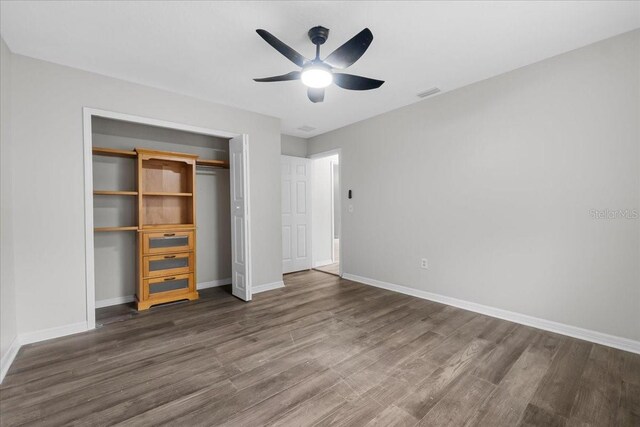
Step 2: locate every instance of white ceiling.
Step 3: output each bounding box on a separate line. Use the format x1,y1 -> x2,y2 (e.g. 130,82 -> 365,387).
1,1 -> 639,138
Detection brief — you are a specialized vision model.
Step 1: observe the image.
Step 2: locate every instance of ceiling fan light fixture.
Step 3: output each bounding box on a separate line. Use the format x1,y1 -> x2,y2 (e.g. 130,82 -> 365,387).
254,27 -> 383,102
301,65 -> 333,88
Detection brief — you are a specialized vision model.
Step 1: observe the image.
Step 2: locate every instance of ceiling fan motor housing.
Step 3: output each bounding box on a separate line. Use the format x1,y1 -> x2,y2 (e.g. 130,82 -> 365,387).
308,26 -> 330,45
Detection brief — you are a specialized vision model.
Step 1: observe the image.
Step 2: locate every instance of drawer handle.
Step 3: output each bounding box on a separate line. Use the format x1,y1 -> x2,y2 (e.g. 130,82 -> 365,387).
163,233 -> 176,237
164,255 -> 176,259
164,277 -> 176,281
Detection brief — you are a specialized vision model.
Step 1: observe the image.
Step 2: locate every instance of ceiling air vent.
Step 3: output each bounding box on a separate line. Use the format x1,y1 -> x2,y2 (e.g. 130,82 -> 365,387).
417,87 -> 441,98
297,125 -> 316,132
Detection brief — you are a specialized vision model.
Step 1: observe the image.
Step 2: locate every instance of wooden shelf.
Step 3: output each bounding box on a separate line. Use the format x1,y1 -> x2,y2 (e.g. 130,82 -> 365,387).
94,190 -> 138,196
142,192 -> 193,197
94,226 -> 138,232
92,147 -> 137,158
196,159 -> 229,169
140,224 -> 195,230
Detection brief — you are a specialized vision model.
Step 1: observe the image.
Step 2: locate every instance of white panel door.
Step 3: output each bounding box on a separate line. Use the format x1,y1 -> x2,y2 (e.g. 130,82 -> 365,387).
282,156 -> 311,274
230,135 -> 251,301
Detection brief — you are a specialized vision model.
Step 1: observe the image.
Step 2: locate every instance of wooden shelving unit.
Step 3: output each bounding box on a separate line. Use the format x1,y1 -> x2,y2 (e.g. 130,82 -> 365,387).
91,146 -> 220,310
94,190 -> 138,196
94,226 -> 138,232
136,148 -> 199,310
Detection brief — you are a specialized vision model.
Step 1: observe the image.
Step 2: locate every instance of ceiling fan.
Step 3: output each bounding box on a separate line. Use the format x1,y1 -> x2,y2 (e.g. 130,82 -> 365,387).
253,26 -> 384,103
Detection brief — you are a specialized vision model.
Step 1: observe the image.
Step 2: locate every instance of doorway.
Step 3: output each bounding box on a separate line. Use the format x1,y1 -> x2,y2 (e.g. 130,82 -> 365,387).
311,151 -> 341,276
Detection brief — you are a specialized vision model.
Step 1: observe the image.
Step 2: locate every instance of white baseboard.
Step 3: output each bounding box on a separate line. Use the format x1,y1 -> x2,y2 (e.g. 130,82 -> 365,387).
253,280 -> 285,294
313,259 -> 334,268
95,295 -> 135,309
343,273 -> 640,355
18,321 -> 89,346
197,278 -> 232,290
0,336 -> 21,384
94,278 -> 233,309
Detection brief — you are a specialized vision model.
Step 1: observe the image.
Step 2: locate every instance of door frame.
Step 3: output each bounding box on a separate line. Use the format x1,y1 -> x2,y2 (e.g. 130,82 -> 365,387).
82,107 -> 252,330
309,149 -> 342,277
330,159 -> 338,263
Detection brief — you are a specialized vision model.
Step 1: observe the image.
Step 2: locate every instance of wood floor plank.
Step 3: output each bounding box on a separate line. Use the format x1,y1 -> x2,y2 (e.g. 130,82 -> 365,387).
364,404 -> 419,427
470,333 -> 559,426
221,369 -> 343,426
568,345 -> 624,426
395,338 -> 491,420
616,381 -> 640,427
519,403 -> 568,427
58,367 -> 238,426
269,380 -> 356,427
471,325 -> 539,384
1,345 -> 216,421
530,338 -> 593,418
621,351 -> 640,385
313,395 -> 384,427
124,359 -> 327,426
0,270 -> 637,427
416,373 -> 495,426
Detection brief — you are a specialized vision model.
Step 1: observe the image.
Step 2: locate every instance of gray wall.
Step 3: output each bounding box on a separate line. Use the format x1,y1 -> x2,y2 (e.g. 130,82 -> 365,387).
9,53 -> 282,335
92,118 -> 231,302
281,134 -> 308,157
195,169 -> 232,285
308,30 -> 640,342
1,38 -> 17,367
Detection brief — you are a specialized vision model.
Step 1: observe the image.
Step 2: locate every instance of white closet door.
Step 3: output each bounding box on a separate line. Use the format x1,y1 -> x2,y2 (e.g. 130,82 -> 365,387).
230,135 -> 251,301
282,156 -> 311,274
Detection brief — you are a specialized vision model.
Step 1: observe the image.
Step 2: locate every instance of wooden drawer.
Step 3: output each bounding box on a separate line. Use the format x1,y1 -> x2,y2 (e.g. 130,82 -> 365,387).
143,273 -> 194,300
143,252 -> 193,278
142,230 -> 194,255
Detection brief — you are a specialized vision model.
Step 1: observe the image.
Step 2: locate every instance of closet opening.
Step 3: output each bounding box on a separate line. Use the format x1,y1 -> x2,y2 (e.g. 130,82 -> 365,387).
83,109 -> 252,329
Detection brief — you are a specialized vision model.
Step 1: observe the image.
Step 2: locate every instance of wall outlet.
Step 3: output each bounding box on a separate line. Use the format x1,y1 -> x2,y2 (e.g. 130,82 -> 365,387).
421,258 -> 429,269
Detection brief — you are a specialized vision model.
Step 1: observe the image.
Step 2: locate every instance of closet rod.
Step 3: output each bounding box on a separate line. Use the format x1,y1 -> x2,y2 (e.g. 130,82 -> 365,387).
196,165 -> 228,171
196,159 -> 229,168
92,147 -> 137,158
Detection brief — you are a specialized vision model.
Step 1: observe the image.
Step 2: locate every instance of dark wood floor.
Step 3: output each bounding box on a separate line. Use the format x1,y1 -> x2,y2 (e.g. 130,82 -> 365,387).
1,270 -> 638,426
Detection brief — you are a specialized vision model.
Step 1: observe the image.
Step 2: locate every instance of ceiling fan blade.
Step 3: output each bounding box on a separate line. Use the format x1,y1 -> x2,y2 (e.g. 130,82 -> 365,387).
253,71 -> 301,82
333,73 -> 384,90
256,29 -> 308,67
307,87 -> 325,103
323,28 -> 373,69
